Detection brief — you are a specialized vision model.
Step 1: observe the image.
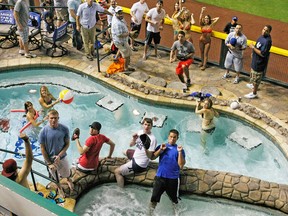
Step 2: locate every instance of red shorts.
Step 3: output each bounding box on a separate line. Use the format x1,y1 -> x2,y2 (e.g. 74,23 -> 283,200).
176,59 -> 193,75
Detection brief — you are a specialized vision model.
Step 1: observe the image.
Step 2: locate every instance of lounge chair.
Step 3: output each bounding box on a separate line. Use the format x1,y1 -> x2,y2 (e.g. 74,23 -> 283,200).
42,21 -> 70,57
0,10 -> 18,49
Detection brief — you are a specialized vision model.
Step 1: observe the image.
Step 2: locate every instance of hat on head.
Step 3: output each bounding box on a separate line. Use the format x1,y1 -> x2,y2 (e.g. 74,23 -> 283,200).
115,6 -> 123,13
89,122 -> 102,131
230,37 -> 237,47
140,134 -> 151,150
232,16 -> 238,21
2,159 -> 17,178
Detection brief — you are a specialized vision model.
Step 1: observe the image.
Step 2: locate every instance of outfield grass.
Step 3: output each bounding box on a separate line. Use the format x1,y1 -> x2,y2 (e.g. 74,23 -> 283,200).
196,0 -> 288,23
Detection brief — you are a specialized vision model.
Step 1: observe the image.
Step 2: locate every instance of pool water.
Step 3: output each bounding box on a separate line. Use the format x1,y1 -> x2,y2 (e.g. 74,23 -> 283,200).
0,68 -> 287,215
75,183 -> 285,216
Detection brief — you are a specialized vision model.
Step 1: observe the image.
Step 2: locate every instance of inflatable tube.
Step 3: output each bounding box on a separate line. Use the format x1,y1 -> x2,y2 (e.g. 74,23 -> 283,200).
19,111 -> 39,133
10,109 -> 26,113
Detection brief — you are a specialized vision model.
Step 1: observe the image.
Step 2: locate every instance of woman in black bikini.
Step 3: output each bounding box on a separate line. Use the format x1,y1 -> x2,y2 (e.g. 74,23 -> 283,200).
39,86 -> 60,111
195,98 -> 219,153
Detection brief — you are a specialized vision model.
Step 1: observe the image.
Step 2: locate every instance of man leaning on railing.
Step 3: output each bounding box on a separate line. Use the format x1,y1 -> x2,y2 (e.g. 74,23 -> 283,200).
1,133 -> 33,189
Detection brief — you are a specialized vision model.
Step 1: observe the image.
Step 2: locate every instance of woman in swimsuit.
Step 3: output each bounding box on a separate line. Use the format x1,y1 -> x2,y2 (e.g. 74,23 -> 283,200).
179,9 -> 195,44
166,1 -> 184,41
199,7 -> 219,71
24,101 -> 47,127
39,86 -> 60,111
195,98 -> 219,153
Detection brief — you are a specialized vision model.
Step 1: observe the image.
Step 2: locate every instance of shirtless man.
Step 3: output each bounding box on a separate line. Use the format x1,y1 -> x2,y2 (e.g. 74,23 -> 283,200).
195,98 -> 219,153
1,133 -> 33,189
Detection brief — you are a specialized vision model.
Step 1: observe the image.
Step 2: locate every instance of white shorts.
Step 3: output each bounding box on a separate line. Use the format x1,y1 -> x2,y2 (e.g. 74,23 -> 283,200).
114,41 -> 132,58
119,158 -> 146,176
49,156 -> 71,179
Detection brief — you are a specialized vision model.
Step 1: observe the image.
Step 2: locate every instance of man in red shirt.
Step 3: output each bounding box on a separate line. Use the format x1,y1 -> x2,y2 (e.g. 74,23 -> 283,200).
72,121 -> 115,171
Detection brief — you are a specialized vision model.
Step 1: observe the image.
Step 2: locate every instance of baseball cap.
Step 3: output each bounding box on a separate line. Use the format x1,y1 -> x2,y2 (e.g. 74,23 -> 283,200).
232,16 -> 238,21
115,6 -> 123,13
2,159 -> 17,178
89,122 -> 102,131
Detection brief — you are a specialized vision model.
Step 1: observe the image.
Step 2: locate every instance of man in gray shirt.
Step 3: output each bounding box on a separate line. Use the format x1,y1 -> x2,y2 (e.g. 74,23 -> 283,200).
14,0 -> 37,58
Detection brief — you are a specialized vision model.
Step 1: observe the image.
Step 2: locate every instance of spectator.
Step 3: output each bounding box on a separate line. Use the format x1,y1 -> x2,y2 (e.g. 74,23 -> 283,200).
179,9 -> 195,43
39,85 -> 60,111
223,16 -> 238,34
39,109 -> 73,197
67,0 -> 82,50
42,11 -> 55,34
195,98 -> 219,153
53,0 -> 69,27
166,0 -> 183,41
107,0 -> 117,26
170,30 -> 195,87
222,24 -> 247,84
111,6 -> 135,72
149,129 -> 185,215
1,133 -> 33,189
14,0 -> 37,58
129,0 -> 149,51
143,0 -> 165,60
198,7 -> 219,70
76,0 -> 111,61
114,118 -> 157,188
98,0 -> 110,41
245,25 -> 272,99
71,122 -> 115,171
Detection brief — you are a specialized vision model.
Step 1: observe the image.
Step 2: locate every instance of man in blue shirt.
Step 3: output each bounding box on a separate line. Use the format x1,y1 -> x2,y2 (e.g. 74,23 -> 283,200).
149,129 -> 186,215
245,25 -> 272,99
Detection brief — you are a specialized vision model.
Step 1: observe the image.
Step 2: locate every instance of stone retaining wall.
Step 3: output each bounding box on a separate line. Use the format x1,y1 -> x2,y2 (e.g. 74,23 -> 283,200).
55,158 -> 288,214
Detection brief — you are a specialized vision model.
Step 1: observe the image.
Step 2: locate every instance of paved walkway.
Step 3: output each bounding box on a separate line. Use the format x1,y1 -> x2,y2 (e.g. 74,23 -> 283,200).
0,41 -> 287,126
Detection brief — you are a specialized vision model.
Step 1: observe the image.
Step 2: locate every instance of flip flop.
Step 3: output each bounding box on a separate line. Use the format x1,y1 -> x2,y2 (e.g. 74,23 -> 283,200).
71,128 -> 80,141
46,190 -> 57,199
55,197 -> 65,204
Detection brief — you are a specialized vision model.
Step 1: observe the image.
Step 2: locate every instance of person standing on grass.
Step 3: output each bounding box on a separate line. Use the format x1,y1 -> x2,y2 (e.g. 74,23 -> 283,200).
244,25 -> 272,99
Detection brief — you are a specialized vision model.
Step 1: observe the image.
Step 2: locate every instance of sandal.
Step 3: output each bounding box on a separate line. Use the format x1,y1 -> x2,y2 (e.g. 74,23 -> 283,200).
71,128 -> 80,141
47,190 -> 57,199
200,66 -> 206,71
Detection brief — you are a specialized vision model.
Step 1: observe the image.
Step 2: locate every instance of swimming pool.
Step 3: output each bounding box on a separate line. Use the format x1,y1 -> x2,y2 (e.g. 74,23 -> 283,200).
0,68 -> 287,214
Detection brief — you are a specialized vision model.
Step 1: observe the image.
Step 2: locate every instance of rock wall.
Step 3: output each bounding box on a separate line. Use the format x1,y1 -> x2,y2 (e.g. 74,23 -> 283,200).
57,158 -> 288,214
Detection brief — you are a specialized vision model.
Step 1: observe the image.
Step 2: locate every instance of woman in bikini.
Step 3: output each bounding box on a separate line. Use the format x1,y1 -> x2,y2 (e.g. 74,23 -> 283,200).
24,101 -> 47,128
39,86 -> 60,111
166,0 -> 184,41
199,7 -> 219,71
195,98 -> 219,153
179,9 -> 195,44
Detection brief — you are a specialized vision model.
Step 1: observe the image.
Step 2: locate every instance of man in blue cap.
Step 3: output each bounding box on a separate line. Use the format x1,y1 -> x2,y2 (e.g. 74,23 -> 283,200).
223,16 -> 238,34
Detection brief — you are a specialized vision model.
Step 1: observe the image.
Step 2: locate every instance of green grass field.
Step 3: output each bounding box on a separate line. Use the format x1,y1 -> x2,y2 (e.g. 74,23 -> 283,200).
196,0 -> 288,23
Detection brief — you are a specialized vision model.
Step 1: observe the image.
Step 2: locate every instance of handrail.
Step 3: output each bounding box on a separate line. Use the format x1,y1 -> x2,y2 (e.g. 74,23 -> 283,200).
0,148 -> 59,190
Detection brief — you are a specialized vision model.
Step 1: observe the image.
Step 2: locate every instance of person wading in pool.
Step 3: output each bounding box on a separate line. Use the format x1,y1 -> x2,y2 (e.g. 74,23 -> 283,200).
195,98 -> 219,153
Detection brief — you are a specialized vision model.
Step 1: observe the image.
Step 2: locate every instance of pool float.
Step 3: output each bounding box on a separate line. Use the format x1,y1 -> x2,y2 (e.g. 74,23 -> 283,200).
140,112 -> 167,128
96,95 -> 123,112
10,109 -> 39,133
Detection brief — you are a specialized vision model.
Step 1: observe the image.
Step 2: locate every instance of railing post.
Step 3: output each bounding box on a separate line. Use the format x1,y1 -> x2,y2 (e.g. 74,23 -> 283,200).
219,39 -> 227,69
30,170 -> 38,191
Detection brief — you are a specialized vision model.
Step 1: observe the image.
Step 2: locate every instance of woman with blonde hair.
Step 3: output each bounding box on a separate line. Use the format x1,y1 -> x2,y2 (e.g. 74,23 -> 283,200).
199,7 -> 219,71
195,98 -> 219,153
179,9 -> 195,43
39,86 -> 60,111
166,0 -> 184,41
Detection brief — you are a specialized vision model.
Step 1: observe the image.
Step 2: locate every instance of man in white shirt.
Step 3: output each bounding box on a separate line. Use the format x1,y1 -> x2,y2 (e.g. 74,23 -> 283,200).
143,0 -> 165,60
130,0 -> 149,51
114,118 -> 157,188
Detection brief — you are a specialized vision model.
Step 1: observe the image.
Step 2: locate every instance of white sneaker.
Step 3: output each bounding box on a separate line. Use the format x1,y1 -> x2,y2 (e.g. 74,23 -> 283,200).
19,50 -> 25,56
244,92 -> 257,99
246,83 -> 254,89
222,73 -> 232,79
25,53 -> 37,58
233,77 -> 239,84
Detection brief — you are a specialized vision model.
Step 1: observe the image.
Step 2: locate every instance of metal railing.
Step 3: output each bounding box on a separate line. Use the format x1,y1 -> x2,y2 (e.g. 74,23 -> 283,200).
0,148 -> 59,192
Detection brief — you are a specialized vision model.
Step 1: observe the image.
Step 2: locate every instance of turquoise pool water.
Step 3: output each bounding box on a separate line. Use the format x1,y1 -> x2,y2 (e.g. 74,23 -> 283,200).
0,68 -> 287,215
